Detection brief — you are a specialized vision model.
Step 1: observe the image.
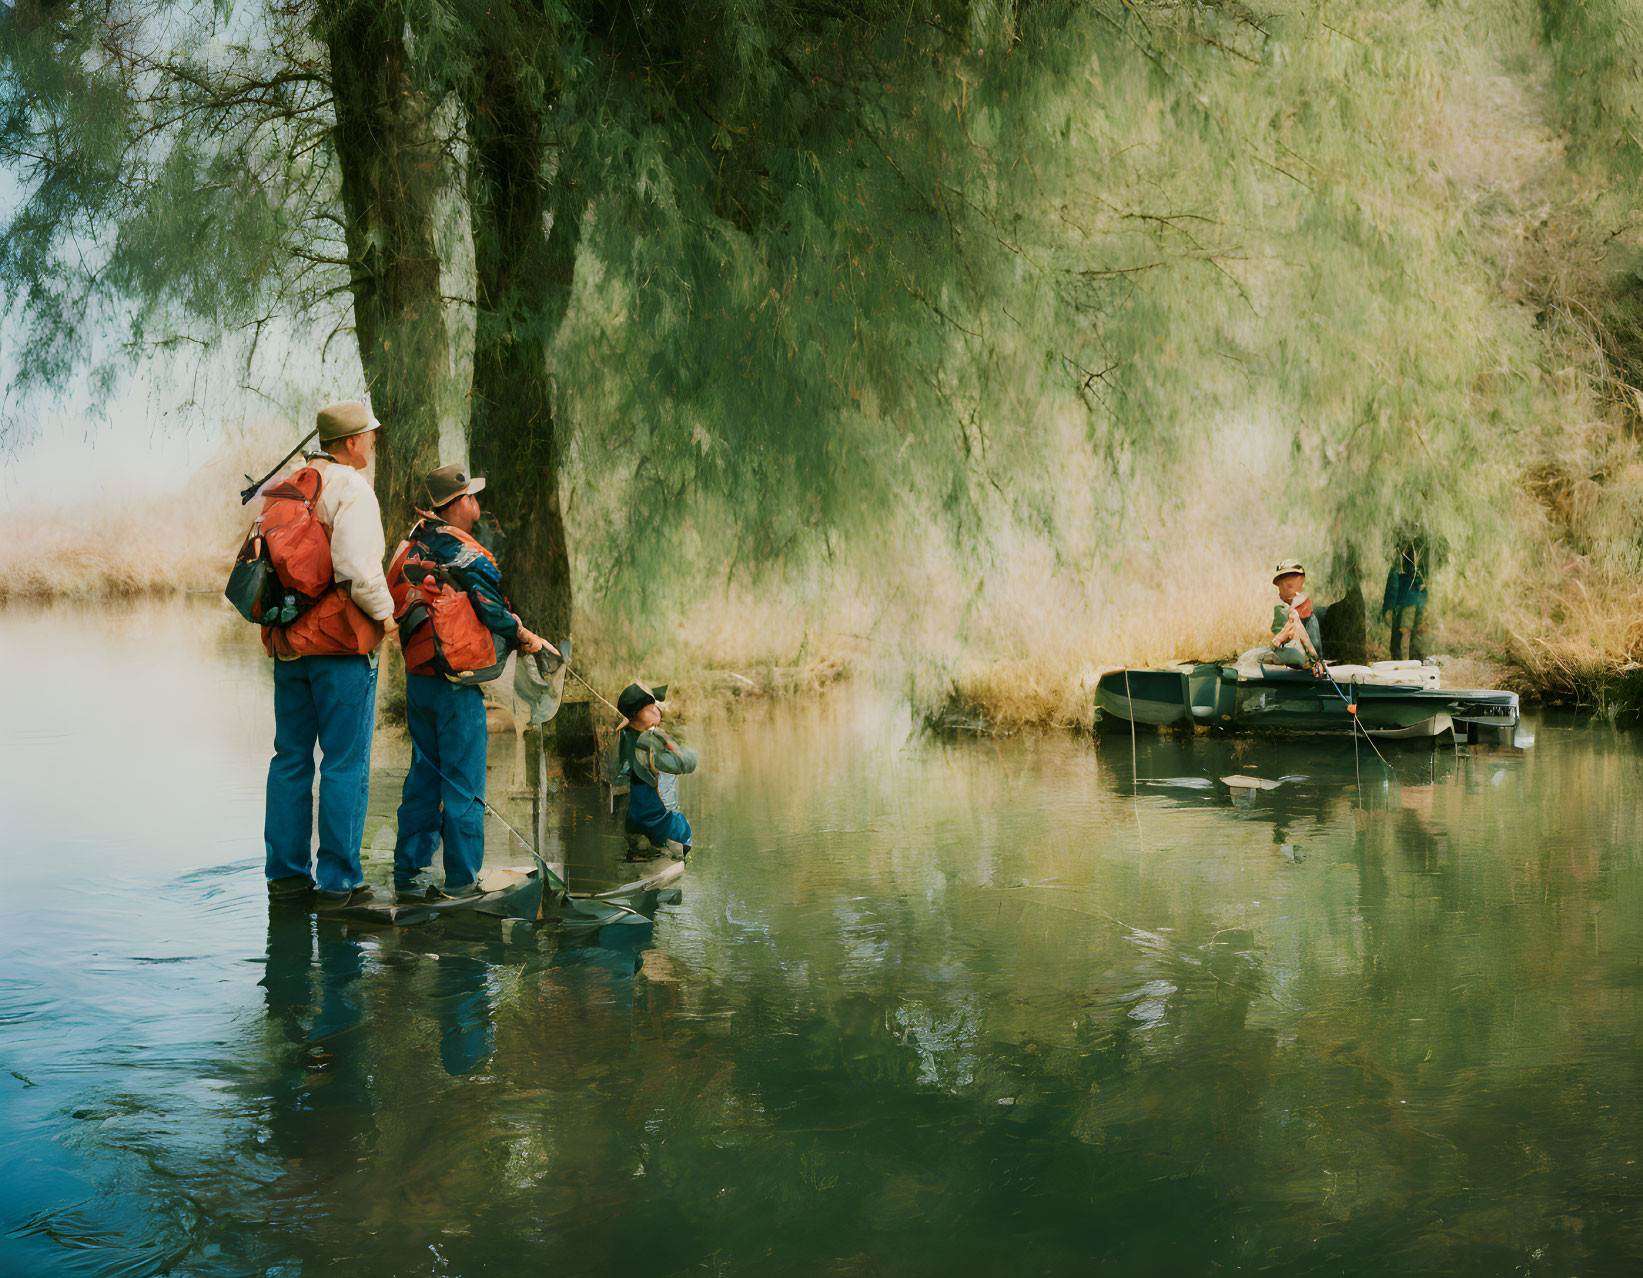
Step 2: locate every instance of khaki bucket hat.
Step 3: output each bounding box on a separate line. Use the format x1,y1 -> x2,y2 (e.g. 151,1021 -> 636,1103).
1272,558 -> 1306,584
425,463 -> 487,509
315,399 -> 381,442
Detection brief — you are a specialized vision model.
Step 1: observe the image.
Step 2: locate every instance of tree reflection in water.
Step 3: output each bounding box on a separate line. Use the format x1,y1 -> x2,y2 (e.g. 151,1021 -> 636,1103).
6,680 -> 1643,1276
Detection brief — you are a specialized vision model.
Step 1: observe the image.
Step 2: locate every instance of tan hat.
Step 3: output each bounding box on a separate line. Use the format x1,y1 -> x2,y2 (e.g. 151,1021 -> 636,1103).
425,463 -> 487,509
316,399 -> 381,443
1273,558 -> 1306,584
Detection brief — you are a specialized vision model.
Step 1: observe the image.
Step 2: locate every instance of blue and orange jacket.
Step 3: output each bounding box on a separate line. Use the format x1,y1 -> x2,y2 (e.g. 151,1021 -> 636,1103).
389,519 -> 524,678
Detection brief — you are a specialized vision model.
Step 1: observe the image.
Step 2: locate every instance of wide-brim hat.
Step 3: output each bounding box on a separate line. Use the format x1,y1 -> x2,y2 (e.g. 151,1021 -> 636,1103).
426,463 -> 487,509
1273,558 -> 1306,584
616,682 -> 664,722
316,399 -> 381,443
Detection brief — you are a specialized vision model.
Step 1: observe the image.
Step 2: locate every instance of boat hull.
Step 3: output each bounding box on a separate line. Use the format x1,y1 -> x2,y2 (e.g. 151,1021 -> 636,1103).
1096,665 -> 1520,740
1094,665 -> 1236,727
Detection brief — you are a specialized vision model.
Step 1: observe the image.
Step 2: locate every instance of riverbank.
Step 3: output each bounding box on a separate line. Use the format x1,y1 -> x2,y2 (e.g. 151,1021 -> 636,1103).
1,497 -> 1635,733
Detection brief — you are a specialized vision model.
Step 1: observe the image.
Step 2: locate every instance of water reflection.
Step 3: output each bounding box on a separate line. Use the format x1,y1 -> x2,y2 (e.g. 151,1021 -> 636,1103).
4,601 -> 1643,1275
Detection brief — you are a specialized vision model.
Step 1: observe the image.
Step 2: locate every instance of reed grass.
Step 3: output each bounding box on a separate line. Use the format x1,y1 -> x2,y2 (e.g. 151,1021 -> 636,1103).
0,426 -> 286,607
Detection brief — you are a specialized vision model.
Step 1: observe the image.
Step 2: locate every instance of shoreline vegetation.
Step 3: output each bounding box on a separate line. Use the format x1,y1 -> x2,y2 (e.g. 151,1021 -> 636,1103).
8,3 -> 1643,732
0,467 -> 1617,736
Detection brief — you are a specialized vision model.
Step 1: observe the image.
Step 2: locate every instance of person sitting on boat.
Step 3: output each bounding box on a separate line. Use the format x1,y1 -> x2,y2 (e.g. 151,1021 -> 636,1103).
1239,558 -> 1324,672
616,683 -> 697,862
388,464 -> 554,902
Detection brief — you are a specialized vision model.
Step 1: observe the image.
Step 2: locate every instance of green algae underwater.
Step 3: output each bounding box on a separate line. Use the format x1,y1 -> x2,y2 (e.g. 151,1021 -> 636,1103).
2,599 -> 1640,1276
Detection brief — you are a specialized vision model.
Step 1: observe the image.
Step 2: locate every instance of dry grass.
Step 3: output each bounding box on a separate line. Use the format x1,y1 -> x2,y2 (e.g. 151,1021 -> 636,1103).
1505,569 -> 1643,707
0,516 -> 205,605
565,583 -> 869,722
940,571 -> 1261,733
1501,276 -> 1643,709
0,425 -> 288,608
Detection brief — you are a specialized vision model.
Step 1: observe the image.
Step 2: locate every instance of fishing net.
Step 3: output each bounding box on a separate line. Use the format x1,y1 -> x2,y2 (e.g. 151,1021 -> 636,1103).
513,642 -> 568,727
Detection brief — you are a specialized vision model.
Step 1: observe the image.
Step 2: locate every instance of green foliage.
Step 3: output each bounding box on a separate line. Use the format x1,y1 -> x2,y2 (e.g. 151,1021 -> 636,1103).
561,13 -> 1005,596
0,0 -> 348,415
558,0 -> 1568,646
7,0 -> 1643,683
1537,0 -> 1643,179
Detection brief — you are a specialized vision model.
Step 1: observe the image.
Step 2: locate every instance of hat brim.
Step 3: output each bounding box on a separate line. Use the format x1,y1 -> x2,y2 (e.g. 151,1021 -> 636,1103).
1273,570 -> 1305,585
322,421 -> 380,443
429,476 -> 486,507
616,683 -> 663,724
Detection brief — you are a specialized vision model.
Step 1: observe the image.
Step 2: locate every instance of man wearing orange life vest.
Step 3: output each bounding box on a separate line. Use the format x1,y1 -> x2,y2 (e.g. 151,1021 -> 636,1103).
388,464 -> 553,901
263,400 -> 397,909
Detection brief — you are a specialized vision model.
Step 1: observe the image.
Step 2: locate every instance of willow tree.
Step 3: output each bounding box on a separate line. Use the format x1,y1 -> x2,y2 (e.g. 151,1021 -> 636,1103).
315,0 -> 449,534
437,0 -> 583,634
0,0 -> 448,534
433,0 -> 1048,632
2,0 -> 1048,636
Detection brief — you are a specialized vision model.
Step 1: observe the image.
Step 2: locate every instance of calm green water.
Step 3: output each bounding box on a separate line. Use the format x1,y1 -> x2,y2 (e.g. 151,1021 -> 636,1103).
2,602 -> 1641,1276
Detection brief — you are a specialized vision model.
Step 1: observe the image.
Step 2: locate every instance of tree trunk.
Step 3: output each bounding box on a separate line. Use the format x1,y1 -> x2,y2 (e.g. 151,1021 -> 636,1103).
465,56 -> 579,639
317,0 -> 447,543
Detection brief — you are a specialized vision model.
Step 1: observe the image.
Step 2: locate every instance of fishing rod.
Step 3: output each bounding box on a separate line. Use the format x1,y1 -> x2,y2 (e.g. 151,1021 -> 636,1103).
1278,598 -> 1328,679
1277,599 -> 1395,774
563,664 -> 673,727
240,428 -> 319,505
399,733 -> 645,919
565,665 -> 627,719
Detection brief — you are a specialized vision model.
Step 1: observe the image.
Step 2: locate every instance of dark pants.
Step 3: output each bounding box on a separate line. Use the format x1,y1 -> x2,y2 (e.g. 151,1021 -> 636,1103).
264,654 -> 378,894
1389,604 -> 1425,660
394,674 -> 488,891
626,782 -> 693,847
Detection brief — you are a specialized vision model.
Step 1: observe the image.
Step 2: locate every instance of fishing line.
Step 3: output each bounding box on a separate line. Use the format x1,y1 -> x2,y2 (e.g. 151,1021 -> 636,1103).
1311,666 -> 1401,817
1122,669 -> 1145,851
566,665 -> 627,719
400,718 -> 650,917
1317,668 -> 1394,772
401,722 -> 544,854
1122,669 -> 1141,787
1352,707 -> 1363,808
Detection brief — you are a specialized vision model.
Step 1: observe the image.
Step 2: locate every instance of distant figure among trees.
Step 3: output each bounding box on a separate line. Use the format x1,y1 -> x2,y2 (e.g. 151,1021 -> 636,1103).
1382,536 -> 1431,661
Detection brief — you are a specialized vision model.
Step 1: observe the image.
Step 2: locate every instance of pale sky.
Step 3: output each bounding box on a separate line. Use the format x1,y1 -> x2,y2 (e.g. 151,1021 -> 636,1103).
0,350 -> 354,515
0,158 -> 367,516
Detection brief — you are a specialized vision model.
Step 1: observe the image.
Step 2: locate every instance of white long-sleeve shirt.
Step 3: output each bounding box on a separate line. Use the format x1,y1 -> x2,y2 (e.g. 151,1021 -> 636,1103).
311,457 -> 394,621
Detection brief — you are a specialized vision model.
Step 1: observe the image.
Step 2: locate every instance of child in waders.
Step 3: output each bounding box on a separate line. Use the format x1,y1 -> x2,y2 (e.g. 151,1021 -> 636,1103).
615,682 -> 697,861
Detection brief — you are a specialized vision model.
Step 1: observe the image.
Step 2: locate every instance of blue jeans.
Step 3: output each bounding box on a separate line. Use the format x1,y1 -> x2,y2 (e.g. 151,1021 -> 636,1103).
395,675 -> 487,890
265,654 -> 378,894
626,782 -> 692,847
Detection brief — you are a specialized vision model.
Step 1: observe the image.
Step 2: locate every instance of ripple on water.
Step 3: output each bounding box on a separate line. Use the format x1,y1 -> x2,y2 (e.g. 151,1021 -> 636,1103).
5,605 -> 1643,1274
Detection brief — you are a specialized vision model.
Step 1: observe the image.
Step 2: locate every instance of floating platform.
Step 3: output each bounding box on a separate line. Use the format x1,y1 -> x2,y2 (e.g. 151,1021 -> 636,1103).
326,855 -> 685,929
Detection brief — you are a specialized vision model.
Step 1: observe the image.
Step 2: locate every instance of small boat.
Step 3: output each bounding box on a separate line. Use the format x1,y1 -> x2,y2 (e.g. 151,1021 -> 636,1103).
1095,660 -> 1521,742
333,855 -> 685,928
338,856 -> 548,926
548,857 -> 686,930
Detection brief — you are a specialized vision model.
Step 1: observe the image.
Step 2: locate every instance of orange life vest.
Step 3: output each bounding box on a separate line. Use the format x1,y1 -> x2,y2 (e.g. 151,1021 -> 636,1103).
251,466 -> 383,658
388,524 -> 505,681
